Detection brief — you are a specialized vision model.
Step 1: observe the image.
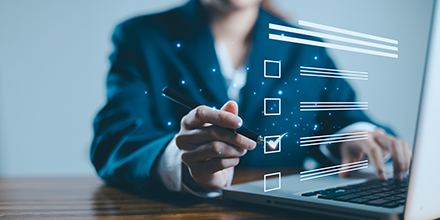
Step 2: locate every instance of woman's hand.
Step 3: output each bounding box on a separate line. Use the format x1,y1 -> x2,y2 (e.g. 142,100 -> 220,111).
176,101 -> 256,190
339,128 -> 412,180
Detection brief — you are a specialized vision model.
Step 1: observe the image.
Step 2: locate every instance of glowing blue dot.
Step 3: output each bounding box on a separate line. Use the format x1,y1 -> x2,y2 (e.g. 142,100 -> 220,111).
231,42 -> 234,44
181,80 -> 185,84
233,83 -> 237,87
212,106 -> 217,110
167,121 -> 172,126
337,88 -> 339,90
329,113 -> 332,115
270,108 -> 273,110
314,56 -> 318,60
176,43 -> 181,48
294,124 -> 297,127
238,122 -> 242,126
219,152 -> 221,154
295,78 -> 297,81
297,141 -> 299,144
212,68 -> 216,72
285,82 -> 287,84
286,118 -> 288,121
272,123 -> 275,126
262,82 -> 265,85
297,90 -> 299,92
281,33 -> 284,36
300,118 -> 302,120
324,87 -> 327,90
199,89 -> 202,92
246,67 -> 249,70
253,92 -> 256,95
291,112 -> 293,114
144,91 -> 148,94
278,90 -> 283,95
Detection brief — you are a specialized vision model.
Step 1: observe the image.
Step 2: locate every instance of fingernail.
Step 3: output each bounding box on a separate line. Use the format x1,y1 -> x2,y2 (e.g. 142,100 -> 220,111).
399,171 -> 407,180
248,140 -> 256,150
379,172 -> 388,180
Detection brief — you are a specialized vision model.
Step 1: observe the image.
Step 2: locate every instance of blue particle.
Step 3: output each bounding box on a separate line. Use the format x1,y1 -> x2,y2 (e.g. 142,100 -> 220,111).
324,87 -> 327,90
238,122 -> 242,126
265,129 -> 267,131
270,107 -> 273,110
291,112 -> 293,114
253,92 -> 256,95
297,141 -> 299,144
314,56 -> 318,60
286,118 -> 288,121
246,67 -> 249,71
231,42 -> 234,44
199,89 -> 202,92
288,153 -> 290,156
294,124 -> 297,127
281,33 -> 284,36
272,123 -> 275,126
233,83 -> 237,87
285,82 -> 287,84
329,113 -> 332,116
300,117 -> 302,120
212,106 -> 217,110
262,82 -> 265,85
167,121 -> 172,126
181,80 -> 185,84
144,91 -> 147,94
212,68 -> 216,72
295,78 -> 297,81
303,128 -> 305,130
337,88 -> 339,90
219,152 -> 221,154
278,90 -> 283,95
176,43 -> 181,48
256,128 -> 259,130
297,90 -> 299,92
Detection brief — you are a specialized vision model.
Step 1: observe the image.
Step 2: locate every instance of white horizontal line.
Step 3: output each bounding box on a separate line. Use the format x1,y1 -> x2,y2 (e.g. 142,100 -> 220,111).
301,105 -> 368,108
300,108 -> 368,111
300,134 -> 368,143
269,23 -> 397,51
300,163 -> 369,178
300,166 -> 369,181
298,20 -> 398,45
269,34 -> 398,58
300,102 -> 368,104
300,74 -> 369,81
300,70 -> 368,77
301,160 -> 369,174
300,131 -> 368,140
300,66 -> 368,74
300,137 -> 368,147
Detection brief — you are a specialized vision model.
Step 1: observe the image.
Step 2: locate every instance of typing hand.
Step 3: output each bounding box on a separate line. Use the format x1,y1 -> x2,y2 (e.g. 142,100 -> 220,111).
176,101 -> 256,190
339,128 -> 412,180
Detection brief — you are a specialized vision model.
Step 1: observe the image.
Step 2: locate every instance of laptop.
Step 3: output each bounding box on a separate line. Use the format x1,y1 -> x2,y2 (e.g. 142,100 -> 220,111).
222,1 -> 440,220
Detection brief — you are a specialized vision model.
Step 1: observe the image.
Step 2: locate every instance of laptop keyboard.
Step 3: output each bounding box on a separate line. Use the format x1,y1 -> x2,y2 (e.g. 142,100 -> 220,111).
301,179 -> 407,208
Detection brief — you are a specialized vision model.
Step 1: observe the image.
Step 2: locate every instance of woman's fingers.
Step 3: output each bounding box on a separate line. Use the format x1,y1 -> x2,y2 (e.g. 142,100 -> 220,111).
189,157 -> 240,181
181,141 -> 247,164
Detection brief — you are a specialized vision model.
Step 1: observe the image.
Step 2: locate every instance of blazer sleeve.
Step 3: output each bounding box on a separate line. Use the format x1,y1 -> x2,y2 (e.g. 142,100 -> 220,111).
90,23 -> 174,192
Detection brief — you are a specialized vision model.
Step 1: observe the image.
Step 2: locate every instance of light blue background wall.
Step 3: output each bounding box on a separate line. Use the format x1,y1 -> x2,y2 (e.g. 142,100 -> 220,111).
0,0 -> 433,176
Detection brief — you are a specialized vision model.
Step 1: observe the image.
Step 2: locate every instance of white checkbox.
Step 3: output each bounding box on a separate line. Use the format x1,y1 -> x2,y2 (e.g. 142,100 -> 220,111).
264,172 -> 281,192
264,135 -> 281,154
264,60 -> 281,78
264,98 -> 281,116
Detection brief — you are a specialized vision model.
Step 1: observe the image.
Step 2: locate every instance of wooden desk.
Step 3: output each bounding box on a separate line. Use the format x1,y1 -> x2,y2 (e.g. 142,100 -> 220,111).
0,170 -> 333,219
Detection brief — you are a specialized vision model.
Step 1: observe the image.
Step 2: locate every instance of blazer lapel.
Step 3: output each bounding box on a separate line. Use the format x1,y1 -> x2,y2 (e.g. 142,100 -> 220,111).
240,8 -> 297,124
177,0 -> 229,107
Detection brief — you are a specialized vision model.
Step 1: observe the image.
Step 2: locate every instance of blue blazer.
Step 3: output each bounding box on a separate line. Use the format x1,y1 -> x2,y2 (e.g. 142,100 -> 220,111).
91,0 -> 379,192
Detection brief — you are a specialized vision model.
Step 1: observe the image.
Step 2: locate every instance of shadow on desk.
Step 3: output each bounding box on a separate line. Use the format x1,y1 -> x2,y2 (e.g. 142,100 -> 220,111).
0,169 -> 342,219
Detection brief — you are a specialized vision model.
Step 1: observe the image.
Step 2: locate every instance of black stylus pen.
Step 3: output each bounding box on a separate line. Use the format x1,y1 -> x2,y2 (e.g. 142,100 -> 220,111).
162,86 -> 268,145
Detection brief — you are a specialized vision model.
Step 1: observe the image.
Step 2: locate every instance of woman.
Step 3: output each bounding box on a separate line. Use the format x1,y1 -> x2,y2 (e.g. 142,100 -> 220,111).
90,0 -> 411,197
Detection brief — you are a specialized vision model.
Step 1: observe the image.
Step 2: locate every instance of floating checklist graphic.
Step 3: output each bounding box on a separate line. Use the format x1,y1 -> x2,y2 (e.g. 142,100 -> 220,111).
264,60 -> 281,78
264,172 -> 281,192
264,135 -> 282,154
264,98 -> 281,116
262,60 -> 285,192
